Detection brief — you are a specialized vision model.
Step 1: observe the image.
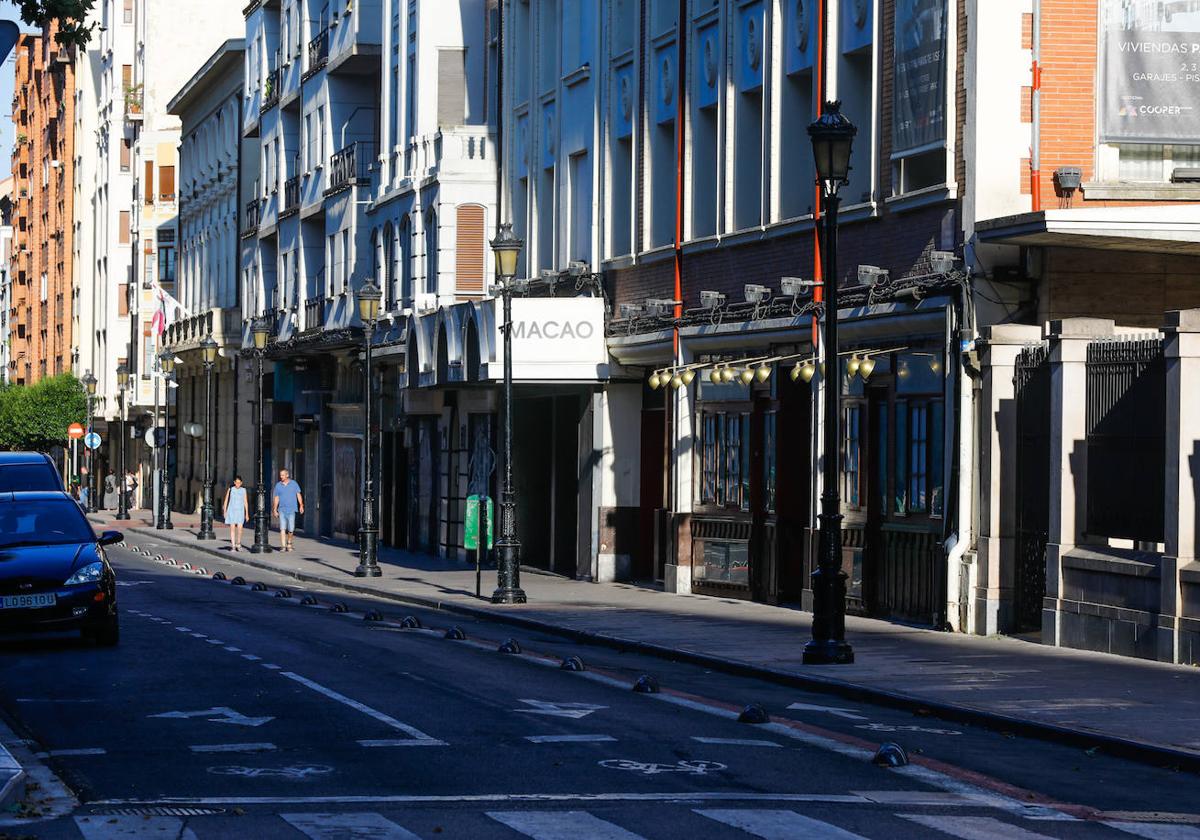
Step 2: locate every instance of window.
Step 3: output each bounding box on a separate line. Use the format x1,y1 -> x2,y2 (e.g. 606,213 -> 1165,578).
158,165 -> 175,202
399,216 -> 412,300
123,0 -> 133,24
119,138 -> 131,171
304,113 -> 312,170
143,323 -> 154,376
341,229 -> 350,294
844,404 -> 862,507
424,210 -> 437,292
118,210 -> 130,244
143,241 -> 154,286
316,106 -> 326,166
437,48 -> 466,128
142,160 -> 153,203
158,244 -> 176,283
382,223 -> 395,304
1116,144 -> 1200,182
118,283 -> 129,316
697,410 -> 749,509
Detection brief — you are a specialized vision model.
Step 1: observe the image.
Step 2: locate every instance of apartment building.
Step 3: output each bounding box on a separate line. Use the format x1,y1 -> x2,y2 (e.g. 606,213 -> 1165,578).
0,178 -> 12,383
10,29 -> 74,387
74,0 -> 244,509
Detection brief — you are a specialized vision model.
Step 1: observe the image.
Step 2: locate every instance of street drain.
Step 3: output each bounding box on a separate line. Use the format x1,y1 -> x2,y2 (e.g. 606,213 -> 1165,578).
90,807 -> 226,817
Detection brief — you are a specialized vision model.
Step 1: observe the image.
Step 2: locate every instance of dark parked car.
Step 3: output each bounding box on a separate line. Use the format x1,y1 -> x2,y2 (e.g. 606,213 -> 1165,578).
0,491 -> 121,645
0,452 -> 64,493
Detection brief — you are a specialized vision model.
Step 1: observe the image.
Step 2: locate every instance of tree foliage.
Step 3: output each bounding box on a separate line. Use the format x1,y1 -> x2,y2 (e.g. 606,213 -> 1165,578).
0,374 -> 87,452
15,0 -> 96,48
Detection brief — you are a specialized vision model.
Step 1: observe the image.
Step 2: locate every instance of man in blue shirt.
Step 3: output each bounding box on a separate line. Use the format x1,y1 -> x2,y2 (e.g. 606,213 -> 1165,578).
271,468 -> 304,552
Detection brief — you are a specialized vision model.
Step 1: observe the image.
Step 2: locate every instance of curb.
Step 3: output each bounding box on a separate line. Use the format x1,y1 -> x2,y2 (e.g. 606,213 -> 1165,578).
126,525 -> 1200,774
0,740 -> 26,812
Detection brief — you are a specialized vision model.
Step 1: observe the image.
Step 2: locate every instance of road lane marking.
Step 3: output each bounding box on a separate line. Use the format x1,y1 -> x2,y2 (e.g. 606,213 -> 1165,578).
209,765 -> 332,780
280,671 -> 442,744
691,737 -> 782,748
899,815 -> 1057,839
697,809 -> 867,839
786,703 -> 869,721
281,812 -> 421,839
357,739 -> 446,747
241,654 -> 262,661
75,815 -> 193,840
16,699 -> 96,703
224,646 -> 242,652
189,743 -> 277,753
149,708 -> 274,727
1106,824 -> 1200,840
205,639 -> 224,645
34,748 -> 106,757
175,627 -> 191,632
190,633 -> 207,639
488,810 -> 647,840
514,700 -> 608,719
85,791 -> 929,806
599,759 -> 725,776
262,663 -> 282,670
524,735 -> 617,744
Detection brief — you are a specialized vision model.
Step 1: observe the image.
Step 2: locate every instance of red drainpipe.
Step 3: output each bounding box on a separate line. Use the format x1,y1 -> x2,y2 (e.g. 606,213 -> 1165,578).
673,0 -> 687,357
812,0 -> 827,348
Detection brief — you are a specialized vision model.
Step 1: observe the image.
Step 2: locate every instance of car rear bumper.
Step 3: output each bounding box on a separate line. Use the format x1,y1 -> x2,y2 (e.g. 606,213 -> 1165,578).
0,586 -> 115,634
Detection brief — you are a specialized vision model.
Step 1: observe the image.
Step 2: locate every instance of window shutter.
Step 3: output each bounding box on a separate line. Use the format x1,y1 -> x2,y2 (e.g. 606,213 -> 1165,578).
437,48 -> 466,129
118,211 -> 130,244
455,204 -> 485,297
159,165 -> 175,201
144,160 -> 153,203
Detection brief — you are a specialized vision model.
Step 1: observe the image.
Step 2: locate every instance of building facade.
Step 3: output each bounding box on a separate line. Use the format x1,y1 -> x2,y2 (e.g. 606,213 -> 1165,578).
10,29 -> 75,386
0,178 -> 12,383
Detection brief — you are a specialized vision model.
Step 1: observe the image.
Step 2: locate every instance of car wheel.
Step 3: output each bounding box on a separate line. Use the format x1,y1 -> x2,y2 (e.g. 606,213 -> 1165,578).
93,614 -> 119,647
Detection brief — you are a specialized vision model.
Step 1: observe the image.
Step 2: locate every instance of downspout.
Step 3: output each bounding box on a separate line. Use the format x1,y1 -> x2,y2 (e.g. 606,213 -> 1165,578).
809,0 -> 829,600
1030,0 -> 1041,212
495,0 -> 504,235
943,277 -> 979,632
670,0 -> 686,517
233,89 -> 244,479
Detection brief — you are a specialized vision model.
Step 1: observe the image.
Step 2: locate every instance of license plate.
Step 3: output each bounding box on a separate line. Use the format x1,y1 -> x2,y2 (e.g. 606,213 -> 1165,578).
1,593 -> 57,610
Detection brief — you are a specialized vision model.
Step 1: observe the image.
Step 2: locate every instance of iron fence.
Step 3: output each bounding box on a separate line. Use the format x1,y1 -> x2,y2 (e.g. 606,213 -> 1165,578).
1013,343 -> 1050,631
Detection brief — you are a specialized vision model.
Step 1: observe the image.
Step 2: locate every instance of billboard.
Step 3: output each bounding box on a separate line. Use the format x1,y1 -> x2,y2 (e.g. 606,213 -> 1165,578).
1099,0 -> 1200,143
892,0 -> 948,156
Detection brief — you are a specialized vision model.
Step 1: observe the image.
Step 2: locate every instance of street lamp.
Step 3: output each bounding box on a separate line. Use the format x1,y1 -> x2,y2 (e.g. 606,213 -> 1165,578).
354,280 -> 382,577
251,318 -> 273,554
197,335 -> 219,541
803,100 -> 856,666
83,371 -> 97,513
115,363 -> 130,521
489,222 -> 527,604
158,352 -> 175,529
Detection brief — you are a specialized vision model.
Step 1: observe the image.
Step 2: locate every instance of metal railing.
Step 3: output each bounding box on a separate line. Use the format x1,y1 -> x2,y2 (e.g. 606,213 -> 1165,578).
306,28 -> 329,78
303,296 -> 325,332
282,175 -> 301,215
326,141 -> 376,194
261,67 -> 281,112
245,197 -> 262,232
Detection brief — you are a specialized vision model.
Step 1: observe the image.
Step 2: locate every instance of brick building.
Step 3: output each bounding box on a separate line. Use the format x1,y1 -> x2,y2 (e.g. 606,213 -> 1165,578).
9,29 -> 75,385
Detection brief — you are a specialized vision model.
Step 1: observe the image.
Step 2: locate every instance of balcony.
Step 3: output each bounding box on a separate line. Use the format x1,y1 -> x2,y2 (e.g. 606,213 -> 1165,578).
400,127 -> 494,184
261,67 -> 281,113
302,296 -> 325,333
305,28 -> 329,80
327,0 -> 383,75
325,141 -> 376,195
281,174 -> 300,217
244,197 -> 262,235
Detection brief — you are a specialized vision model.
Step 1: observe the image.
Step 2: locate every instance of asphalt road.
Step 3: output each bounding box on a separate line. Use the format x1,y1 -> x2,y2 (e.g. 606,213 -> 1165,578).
0,539 -> 1197,839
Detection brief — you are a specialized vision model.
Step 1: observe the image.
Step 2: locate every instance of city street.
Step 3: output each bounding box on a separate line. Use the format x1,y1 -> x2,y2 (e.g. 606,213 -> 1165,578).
1,539 -> 1197,839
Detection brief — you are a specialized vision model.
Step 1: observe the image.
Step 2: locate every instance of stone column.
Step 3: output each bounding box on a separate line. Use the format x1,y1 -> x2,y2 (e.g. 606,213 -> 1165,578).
975,323 -> 1042,636
1044,318 -> 1114,646
1160,309 -> 1200,663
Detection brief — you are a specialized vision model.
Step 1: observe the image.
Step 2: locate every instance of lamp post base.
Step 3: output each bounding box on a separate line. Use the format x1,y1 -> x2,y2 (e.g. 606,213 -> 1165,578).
197,529 -> 216,540
115,513 -> 130,521
490,586 -> 527,605
802,639 -> 855,665
354,563 -> 382,578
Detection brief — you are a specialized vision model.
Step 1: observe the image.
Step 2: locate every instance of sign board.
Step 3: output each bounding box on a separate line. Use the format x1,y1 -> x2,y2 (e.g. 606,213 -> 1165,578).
892,0 -> 948,156
67,423 -> 85,440
489,297 -> 607,381
1099,1 -> 1200,142
464,495 -> 494,551
84,432 -> 102,450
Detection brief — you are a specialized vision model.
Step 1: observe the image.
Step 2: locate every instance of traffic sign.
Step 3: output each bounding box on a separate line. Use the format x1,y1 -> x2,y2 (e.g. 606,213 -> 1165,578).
144,427 -> 168,448
84,432 -> 102,450
464,495 -> 494,551
67,423 -> 85,440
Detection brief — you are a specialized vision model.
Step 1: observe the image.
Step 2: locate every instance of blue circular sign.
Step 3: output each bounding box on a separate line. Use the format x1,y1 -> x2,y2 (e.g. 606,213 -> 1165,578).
84,432 -> 102,450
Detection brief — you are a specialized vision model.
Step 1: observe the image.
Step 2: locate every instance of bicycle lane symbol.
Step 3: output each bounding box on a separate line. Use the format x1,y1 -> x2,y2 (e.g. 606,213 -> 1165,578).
208,764 -> 334,780
599,759 -> 727,776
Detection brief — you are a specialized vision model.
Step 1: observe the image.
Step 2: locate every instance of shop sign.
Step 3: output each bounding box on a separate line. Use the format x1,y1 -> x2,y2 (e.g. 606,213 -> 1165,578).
492,297 -> 607,379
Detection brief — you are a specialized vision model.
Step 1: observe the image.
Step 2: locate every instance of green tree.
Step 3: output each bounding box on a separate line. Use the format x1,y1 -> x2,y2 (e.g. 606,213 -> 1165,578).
15,0 -> 96,48
0,374 -> 87,451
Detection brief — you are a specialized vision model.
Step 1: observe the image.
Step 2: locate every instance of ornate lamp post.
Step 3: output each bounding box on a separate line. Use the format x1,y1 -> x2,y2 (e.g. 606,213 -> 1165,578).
354,280 -> 382,577
83,371 -> 97,513
115,363 -> 130,521
158,351 -> 176,529
197,335 -> 218,541
803,101 -> 857,665
251,317 -> 273,554
489,223 -> 527,605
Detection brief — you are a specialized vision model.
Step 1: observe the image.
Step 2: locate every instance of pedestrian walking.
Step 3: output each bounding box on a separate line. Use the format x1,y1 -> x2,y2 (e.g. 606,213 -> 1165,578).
124,470 -> 138,511
271,469 -> 304,552
222,476 -> 249,552
102,474 -> 118,510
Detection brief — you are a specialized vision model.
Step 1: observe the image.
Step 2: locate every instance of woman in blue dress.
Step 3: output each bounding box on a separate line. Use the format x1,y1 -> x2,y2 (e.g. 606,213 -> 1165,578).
222,476 -> 249,552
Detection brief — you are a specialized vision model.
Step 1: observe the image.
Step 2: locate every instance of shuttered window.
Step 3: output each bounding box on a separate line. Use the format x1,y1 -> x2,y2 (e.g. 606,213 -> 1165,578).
437,48 -> 466,128
144,160 -> 153,203
118,211 -> 130,244
159,165 -> 175,201
455,204 -> 485,297
119,138 -> 130,171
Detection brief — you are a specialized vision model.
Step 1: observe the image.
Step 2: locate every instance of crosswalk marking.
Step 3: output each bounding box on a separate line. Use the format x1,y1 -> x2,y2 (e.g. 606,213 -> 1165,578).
691,737 -> 782,748
74,815 -> 198,839
488,810 -> 647,840
524,734 -> 617,743
697,809 -> 867,839
899,814 -> 1056,840
1107,823 -> 1200,840
281,812 -> 421,839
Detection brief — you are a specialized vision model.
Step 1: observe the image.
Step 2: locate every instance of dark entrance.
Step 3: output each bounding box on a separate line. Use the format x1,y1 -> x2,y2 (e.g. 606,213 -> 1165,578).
1014,344 -> 1051,632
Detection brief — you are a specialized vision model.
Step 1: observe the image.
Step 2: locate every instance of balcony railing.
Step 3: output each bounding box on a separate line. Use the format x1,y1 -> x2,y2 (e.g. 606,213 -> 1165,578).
282,175 -> 301,216
303,296 -> 325,333
244,197 -> 262,233
306,28 -> 329,79
326,141 -> 376,195
261,67 -> 280,112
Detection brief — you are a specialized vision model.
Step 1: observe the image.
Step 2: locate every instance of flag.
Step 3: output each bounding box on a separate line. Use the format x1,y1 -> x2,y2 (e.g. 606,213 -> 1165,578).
150,284 -> 189,337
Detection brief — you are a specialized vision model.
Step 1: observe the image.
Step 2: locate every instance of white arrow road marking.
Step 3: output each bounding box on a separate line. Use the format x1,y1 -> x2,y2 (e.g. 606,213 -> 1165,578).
786,703 -> 869,720
148,707 -> 275,727
513,700 -> 608,719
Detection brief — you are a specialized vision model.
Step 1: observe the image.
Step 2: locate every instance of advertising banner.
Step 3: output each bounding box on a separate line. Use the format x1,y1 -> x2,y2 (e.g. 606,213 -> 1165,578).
892,0 -> 948,156
1099,1 -> 1200,143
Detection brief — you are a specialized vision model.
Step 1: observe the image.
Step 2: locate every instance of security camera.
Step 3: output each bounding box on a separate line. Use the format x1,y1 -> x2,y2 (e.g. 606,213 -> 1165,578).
780,277 -> 818,297
858,265 -> 889,287
744,284 -> 771,304
620,303 -> 646,319
930,250 -> 957,275
700,291 -> 725,310
567,260 -> 589,277
645,299 -> 678,318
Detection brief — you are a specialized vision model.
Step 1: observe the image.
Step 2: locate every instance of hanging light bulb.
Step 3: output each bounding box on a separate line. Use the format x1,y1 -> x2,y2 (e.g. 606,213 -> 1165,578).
859,357 -> 876,380
754,364 -> 771,383
681,369 -> 696,385
819,362 -> 826,376
929,355 -> 942,373
670,372 -> 683,389
720,367 -> 735,383
648,372 -> 662,389
847,355 -> 861,377
790,362 -> 802,381
710,367 -> 723,384
800,361 -> 816,382
739,367 -> 755,385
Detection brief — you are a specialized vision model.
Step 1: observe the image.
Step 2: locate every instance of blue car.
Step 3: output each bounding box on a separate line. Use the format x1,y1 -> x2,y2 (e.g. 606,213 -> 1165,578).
0,491 -> 121,645
0,452 -> 64,492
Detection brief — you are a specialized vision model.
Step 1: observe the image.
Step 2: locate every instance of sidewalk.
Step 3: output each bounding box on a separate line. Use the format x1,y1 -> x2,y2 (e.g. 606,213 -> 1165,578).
96,509 -> 1200,769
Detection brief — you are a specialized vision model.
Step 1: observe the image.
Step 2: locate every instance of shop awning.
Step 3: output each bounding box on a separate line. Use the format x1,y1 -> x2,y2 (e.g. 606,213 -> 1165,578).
976,205 -> 1200,255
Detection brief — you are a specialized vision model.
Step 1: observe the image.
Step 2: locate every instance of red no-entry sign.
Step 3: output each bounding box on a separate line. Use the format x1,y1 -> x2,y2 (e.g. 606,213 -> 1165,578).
67,423 -> 85,440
